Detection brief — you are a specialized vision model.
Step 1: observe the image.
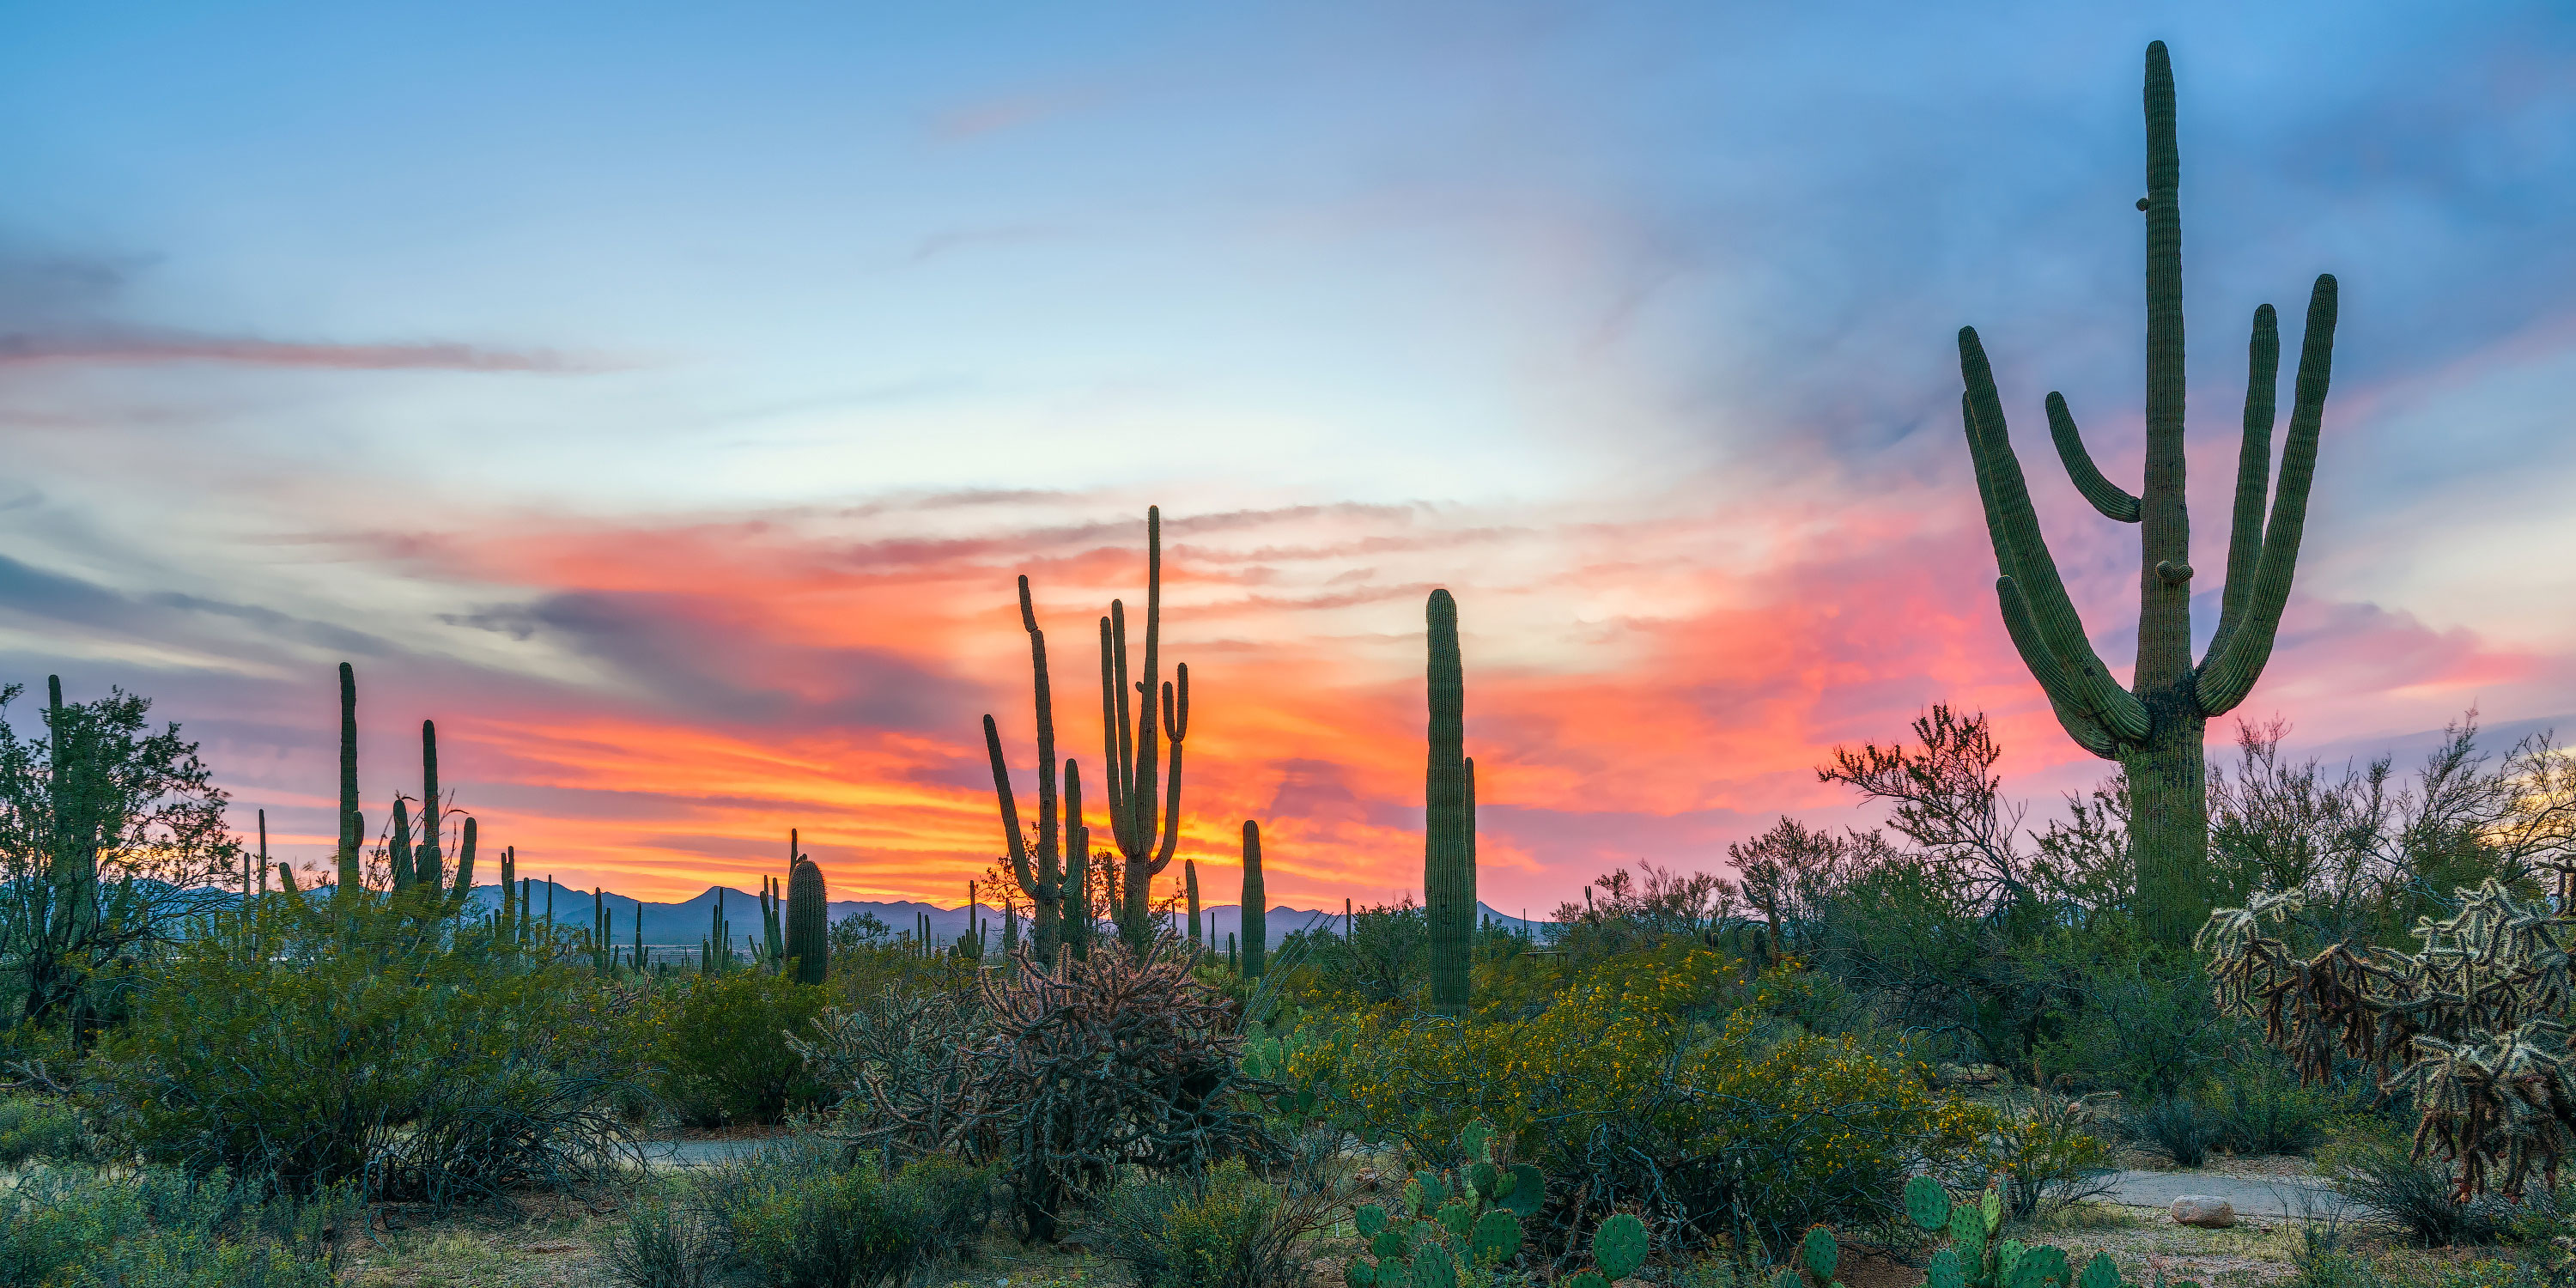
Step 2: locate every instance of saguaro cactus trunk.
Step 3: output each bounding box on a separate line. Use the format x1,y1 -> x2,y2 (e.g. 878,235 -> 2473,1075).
417,720 -> 442,901
1425,590 -> 1474,1013
1956,41 -> 2338,944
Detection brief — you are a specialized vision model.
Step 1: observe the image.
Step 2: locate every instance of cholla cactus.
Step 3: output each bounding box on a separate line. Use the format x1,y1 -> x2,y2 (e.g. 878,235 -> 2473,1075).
2202,872 -> 2576,1197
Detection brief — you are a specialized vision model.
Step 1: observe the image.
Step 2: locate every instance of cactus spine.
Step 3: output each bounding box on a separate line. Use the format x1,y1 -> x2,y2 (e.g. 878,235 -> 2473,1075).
1956,41 -> 2339,943
1425,589 -> 1473,1012
336,663 -> 361,903
783,854 -> 826,983
1098,507 -> 1190,953
1241,820 -> 1266,979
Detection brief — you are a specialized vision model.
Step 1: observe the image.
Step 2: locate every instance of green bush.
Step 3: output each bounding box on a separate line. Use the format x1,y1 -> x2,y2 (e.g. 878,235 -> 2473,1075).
1095,1159 -> 1315,1288
2212,1058 -> 2345,1156
0,1164 -> 349,1287
2319,1127 -> 2505,1246
0,1096 -> 95,1168
603,1186 -> 724,1288
2033,941 -> 2236,1102
2130,1097 -> 2225,1167
654,970 -> 832,1127
88,893 -> 650,1206
692,1134 -> 993,1288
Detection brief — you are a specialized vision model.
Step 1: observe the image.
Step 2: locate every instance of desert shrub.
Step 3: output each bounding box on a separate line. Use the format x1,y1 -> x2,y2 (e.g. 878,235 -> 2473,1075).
2033,941 -> 2237,1102
0,1163 -> 350,1287
1291,946 -> 1997,1249
602,1186 -> 726,1288
2131,1097 -> 2225,1167
792,983 -> 989,1161
692,1134 -> 992,1288
2211,1056 -> 2346,1156
88,894 -> 648,1207
1092,1157 -> 1333,1288
0,1095 -> 95,1168
2319,1127 -> 2507,1246
654,969 -> 833,1127
1973,1084 -> 2114,1218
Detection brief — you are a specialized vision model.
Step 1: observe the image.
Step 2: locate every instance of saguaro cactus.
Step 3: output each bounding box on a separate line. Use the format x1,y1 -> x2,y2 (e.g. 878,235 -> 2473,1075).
1957,41 -> 2339,942
417,720 -> 443,901
1064,757 -> 1093,961
336,663 -> 361,903
1425,590 -> 1474,1012
984,577 -> 1068,965
787,854 -> 827,985
389,798 -> 415,891
1185,860 -> 1202,947
1241,820 -> 1266,979
1098,507 -> 1190,952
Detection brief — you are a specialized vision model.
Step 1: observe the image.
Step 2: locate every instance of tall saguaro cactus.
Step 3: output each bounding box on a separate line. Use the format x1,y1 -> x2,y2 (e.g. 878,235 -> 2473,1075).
1424,589 -> 1474,1013
1064,760 -> 1092,960
336,663 -> 361,903
1957,41 -> 2339,943
1185,860 -> 1202,948
1099,507 -> 1191,952
984,576 -> 1066,965
418,720 -> 443,900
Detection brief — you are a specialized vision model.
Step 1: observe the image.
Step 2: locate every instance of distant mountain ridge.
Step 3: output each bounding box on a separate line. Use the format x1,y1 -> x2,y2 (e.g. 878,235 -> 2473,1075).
248,880 -> 1544,950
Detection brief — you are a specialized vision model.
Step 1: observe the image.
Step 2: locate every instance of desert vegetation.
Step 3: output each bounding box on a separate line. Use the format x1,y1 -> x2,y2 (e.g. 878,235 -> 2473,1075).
0,37 -> 2567,1288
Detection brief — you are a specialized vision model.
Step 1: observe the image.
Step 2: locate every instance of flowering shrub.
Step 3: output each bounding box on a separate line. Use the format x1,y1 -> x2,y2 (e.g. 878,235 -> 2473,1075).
1283,946 -> 1999,1250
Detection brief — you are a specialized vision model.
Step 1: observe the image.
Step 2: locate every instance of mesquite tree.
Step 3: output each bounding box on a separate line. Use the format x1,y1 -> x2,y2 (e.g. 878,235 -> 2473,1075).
0,677 -> 239,1031
1959,41 -> 2339,942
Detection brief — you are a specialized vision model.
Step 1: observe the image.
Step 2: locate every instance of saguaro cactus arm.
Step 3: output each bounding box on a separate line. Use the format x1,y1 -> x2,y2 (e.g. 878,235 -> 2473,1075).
2197,276 -> 2336,717
1959,331 -> 2153,743
2044,392 -> 2142,523
982,716 -> 1036,896
1150,667 -> 1188,874
2211,302 -> 2281,659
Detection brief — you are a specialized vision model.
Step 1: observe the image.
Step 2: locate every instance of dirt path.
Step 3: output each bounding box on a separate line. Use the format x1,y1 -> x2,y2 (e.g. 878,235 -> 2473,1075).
2099,1169 -> 2352,1219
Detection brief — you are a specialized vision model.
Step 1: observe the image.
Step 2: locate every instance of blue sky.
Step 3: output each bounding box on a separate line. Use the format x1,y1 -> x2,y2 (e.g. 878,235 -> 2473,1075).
1,3 -> 2571,902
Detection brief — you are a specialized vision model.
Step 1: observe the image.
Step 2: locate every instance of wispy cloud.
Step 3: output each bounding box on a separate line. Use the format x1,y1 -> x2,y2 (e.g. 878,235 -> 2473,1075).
0,330 -> 601,371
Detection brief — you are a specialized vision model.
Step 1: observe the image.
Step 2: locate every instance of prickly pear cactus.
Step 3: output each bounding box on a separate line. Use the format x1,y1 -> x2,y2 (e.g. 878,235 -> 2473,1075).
1341,1119 -> 1533,1288
1899,1179 -> 2125,1288
1593,1213 -> 1648,1281
1800,1227 -> 1839,1287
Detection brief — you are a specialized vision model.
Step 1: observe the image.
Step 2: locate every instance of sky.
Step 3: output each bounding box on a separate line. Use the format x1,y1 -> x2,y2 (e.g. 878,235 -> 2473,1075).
2,2 -> 2572,908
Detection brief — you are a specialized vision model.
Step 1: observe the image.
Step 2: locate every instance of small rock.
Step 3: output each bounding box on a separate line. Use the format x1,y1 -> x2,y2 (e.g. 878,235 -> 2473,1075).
2171,1195 -> 2236,1228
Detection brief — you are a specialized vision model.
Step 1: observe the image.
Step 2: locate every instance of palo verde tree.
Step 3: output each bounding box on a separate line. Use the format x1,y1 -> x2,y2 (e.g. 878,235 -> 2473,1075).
1958,41 -> 2339,942
0,677 -> 239,1032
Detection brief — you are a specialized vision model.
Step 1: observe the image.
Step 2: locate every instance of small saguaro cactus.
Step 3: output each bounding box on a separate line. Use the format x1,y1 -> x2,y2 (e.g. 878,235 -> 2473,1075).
1953,41 -> 2342,944
1241,821 -> 1266,979
388,797 -> 415,891
787,854 -> 827,984
1185,860 -> 1202,948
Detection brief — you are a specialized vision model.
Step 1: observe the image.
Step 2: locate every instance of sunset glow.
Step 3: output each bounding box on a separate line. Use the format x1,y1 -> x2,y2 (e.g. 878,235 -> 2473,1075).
3,4 -> 2571,907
